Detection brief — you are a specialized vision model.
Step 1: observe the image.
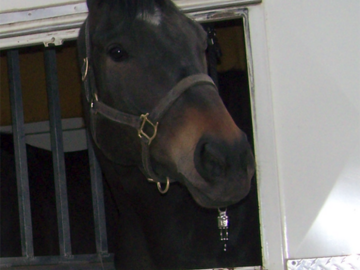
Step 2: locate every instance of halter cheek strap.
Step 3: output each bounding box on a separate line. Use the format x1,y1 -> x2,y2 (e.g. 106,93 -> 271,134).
81,19 -> 218,193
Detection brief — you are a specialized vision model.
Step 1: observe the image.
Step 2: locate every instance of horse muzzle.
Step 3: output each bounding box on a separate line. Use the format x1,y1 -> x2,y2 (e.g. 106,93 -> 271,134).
187,132 -> 255,208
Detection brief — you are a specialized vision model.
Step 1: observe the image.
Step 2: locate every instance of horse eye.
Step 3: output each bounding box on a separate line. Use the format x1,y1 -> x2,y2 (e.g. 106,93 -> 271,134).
108,46 -> 128,62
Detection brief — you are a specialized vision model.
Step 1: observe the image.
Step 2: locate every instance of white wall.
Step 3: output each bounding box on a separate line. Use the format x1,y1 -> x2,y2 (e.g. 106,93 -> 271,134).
250,0 -> 360,268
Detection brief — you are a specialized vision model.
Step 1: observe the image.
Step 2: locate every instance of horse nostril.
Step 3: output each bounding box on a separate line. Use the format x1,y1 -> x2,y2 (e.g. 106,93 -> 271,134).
199,142 -> 227,179
194,134 -> 254,185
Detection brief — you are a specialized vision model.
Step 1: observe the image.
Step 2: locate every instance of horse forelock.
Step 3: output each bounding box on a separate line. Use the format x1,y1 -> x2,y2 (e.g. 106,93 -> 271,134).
129,0 -> 168,17
136,6 -> 162,26
87,0 -> 178,34
100,0 -> 170,22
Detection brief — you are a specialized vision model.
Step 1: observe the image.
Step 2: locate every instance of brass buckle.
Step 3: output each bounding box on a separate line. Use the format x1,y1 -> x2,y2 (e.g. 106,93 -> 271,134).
90,93 -> 98,109
138,113 -> 158,145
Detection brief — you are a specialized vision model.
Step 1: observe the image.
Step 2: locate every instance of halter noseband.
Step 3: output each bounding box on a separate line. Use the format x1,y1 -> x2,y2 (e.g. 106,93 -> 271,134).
81,19 -> 218,194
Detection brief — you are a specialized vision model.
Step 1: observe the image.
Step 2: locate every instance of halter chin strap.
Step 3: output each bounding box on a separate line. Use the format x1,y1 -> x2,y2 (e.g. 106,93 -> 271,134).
81,19 -> 218,193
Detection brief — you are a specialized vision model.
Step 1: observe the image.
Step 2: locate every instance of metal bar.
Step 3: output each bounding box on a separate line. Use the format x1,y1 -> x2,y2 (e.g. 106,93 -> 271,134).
7,49 -> 34,258
87,133 -> 109,254
0,22 -> 83,41
44,48 -> 72,257
179,0 -> 262,12
0,254 -> 115,269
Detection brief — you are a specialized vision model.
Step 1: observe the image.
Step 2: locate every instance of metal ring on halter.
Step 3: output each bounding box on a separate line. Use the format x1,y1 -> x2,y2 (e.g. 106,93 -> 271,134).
148,177 -> 170,194
82,58 -> 89,81
157,177 -> 170,194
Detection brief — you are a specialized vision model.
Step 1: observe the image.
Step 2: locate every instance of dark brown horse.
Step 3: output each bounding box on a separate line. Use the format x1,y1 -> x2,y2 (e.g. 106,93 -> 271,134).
77,0 -> 259,268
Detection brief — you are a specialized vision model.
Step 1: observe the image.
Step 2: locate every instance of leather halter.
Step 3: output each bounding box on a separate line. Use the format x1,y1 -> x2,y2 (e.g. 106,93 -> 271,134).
81,19 -> 218,193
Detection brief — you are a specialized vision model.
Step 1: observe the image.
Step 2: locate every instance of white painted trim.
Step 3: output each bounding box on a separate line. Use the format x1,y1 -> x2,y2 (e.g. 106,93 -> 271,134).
190,6 -> 253,22
0,28 -> 80,48
247,4 -> 285,270
0,0 -> 261,14
0,2 -> 87,25
0,2 -> 87,49
0,0 -> 84,14
175,0 -> 261,12
0,0 -> 262,49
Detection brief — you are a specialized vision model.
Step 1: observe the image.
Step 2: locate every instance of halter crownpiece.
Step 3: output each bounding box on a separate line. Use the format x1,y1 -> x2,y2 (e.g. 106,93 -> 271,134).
81,19 -> 218,194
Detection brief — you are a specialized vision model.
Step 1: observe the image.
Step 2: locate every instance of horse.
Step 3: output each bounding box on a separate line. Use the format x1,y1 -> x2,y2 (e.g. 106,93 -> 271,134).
77,0 -> 261,268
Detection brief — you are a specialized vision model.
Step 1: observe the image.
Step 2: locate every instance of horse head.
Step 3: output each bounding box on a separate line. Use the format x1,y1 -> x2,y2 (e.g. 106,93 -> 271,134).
78,0 -> 255,209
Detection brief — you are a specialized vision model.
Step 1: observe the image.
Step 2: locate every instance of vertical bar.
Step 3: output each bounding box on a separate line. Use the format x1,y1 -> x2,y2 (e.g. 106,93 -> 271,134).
44,48 -> 72,257
7,50 -> 34,258
87,133 -> 109,254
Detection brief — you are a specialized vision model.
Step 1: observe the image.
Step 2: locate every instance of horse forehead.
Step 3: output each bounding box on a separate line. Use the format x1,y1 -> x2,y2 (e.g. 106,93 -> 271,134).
136,7 -> 162,26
